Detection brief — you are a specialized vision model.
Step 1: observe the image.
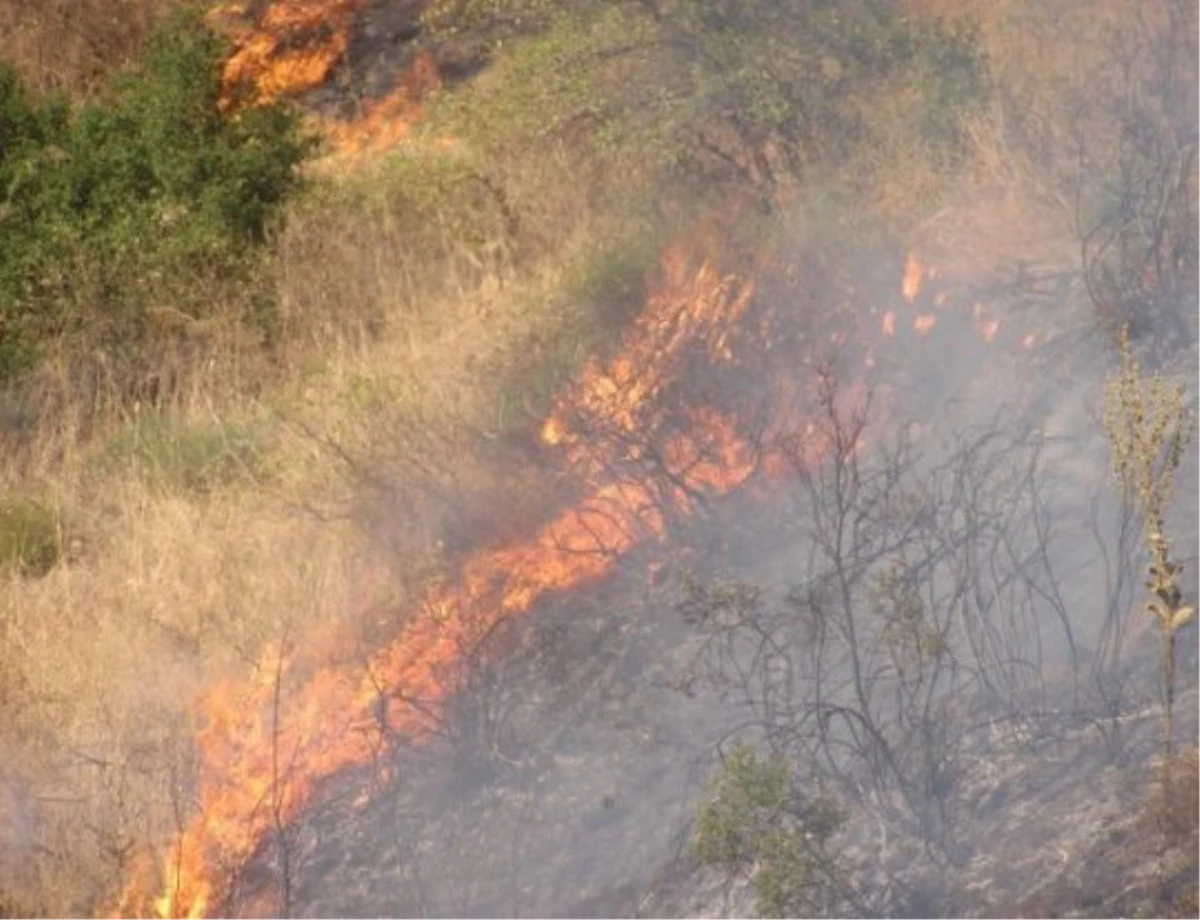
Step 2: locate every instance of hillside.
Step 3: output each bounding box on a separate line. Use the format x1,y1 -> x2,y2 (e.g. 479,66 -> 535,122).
0,1 -> 1196,917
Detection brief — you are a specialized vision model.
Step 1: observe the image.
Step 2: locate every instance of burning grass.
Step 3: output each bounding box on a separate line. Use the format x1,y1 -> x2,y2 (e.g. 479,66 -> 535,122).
210,0 -> 369,108
110,235 -> 772,918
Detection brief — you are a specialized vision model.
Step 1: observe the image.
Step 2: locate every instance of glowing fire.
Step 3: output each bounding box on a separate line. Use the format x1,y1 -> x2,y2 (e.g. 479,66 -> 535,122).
322,52 -> 442,157
973,301 -> 1001,343
886,254 -> 1014,349
109,159 -> 1029,913
210,1 -> 368,108
90,0 -> 1045,904
209,1 -> 440,159
115,245 -> 762,919
901,253 -> 924,303
913,314 -> 937,336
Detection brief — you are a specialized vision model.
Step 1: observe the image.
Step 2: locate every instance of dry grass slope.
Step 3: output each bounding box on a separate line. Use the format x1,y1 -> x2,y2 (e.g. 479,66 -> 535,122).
0,133 -> 634,913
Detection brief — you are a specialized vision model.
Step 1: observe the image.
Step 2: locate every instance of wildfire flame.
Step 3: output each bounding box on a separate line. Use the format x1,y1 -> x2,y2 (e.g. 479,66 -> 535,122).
115,244 -> 764,918
913,314 -> 937,336
210,1 -> 440,159
322,52 -> 442,157
901,252 -> 924,303
109,12 -> 772,913
211,1 -> 368,108
110,0 -> 1039,883
886,254 -> 1013,349
108,176 -> 1033,909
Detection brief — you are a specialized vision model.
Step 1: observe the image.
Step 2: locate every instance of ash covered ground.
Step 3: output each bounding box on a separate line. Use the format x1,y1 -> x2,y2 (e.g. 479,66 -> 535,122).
224,251 -> 1199,918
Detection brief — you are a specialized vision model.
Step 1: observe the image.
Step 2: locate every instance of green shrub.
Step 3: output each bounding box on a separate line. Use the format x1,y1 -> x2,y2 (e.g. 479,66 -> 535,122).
0,497 -> 59,576
0,6 -> 316,387
562,236 -> 655,328
693,743 -> 851,918
103,411 -> 266,493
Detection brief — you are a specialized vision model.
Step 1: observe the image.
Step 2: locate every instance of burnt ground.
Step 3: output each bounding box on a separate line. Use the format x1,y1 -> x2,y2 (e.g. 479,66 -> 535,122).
226,502 -> 1198,918
234,534 -> 737,918
222,438 -> 1199,919
215,249 -> 1198,917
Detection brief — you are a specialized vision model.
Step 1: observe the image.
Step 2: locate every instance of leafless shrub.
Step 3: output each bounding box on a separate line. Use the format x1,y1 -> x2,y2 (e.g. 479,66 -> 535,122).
1065,1 -> 1198,353
679,364 -> 1161,896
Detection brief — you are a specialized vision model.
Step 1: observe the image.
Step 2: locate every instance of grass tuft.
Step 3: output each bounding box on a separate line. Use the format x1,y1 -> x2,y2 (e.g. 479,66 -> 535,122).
102,411 -> 267,494
0,497 -> 59,577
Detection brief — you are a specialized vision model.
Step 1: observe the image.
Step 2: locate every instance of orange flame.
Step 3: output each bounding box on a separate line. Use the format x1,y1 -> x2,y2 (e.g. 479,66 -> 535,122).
211,1 -> 368,108
322,52 -> 443,158
110,136 -> 1036,915
902,256 -> 1013,349
209,2 -> 443,161
913,314 -> 937,336
881,310 -> 897,337
114,245 -> 764,919
973,302 -> 1001,343
901,253 -> 924,303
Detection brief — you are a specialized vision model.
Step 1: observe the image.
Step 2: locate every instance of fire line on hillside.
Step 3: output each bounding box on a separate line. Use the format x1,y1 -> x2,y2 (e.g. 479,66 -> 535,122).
109,9 -> 1029,914
114,228 -> 1021,917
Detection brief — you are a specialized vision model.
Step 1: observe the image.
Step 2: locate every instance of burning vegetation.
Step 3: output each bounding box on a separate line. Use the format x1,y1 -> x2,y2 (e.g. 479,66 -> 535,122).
0,1 -> 1195,918
116,241 -> 770,918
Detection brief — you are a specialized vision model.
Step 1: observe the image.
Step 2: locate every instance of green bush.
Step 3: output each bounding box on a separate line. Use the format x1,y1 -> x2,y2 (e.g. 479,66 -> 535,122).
0,7 -> 316,387
0,498 -> 59,576
693,743 -> 850,918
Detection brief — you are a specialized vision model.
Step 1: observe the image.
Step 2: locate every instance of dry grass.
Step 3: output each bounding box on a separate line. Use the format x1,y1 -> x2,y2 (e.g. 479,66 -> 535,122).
0,432 -> 372,911
0,0 -> 173,96
1138,746 -> 1199,917
908,0 -> 1193,288
0,51 -> 631,901
1149,746 -> 1199,851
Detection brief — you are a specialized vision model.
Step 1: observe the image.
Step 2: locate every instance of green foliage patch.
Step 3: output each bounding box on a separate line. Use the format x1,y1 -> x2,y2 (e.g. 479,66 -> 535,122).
693,743 -> 850,918
0,497 -> 59,576
103,410 -> 266,493
0,7 -> 315,388
428,0 -> 986,217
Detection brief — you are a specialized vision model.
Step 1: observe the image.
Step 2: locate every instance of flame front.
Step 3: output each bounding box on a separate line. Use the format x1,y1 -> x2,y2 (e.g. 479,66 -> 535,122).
209,1 -> 442,158
322,52 -> 442,157
115,245 -> 763,918
114,220 -> 1033,916
210,1 -> 367,107
901,253 -> 924,303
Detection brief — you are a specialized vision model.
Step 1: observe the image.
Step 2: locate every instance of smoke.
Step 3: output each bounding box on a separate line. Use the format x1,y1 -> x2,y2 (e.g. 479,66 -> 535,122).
155,185 -> 1196,916
231,221 -> 1193,916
